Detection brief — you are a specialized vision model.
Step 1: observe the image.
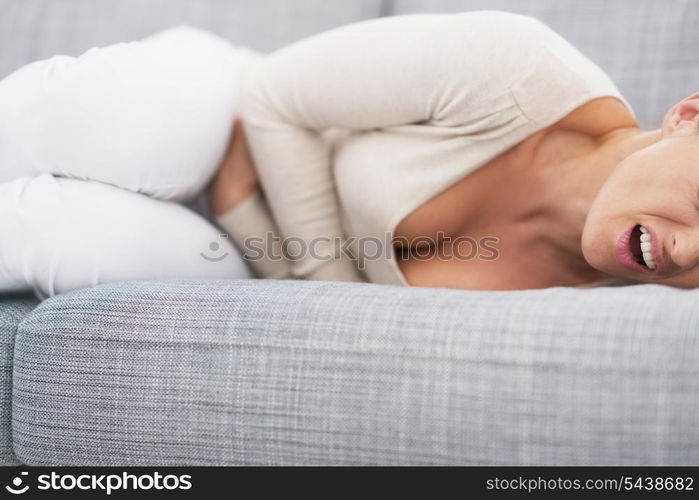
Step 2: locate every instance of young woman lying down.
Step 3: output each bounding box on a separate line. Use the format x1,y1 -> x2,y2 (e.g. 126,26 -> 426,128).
0,12 -> 694,298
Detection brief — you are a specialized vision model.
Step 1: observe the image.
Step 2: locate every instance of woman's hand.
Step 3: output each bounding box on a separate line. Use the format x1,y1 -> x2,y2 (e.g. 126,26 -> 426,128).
209,118 -> 259,216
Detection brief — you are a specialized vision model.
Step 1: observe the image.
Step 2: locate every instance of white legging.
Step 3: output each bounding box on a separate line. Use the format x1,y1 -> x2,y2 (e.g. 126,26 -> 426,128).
0,27 -> 256,298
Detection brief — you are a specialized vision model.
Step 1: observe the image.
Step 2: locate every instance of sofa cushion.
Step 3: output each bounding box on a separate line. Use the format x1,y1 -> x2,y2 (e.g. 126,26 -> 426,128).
0,295 -> 38,465
391,0 -> 699,130
12,279 -> 699,465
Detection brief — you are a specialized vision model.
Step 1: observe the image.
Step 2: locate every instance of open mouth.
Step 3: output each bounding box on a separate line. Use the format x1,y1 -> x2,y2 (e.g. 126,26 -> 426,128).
629,224 -> 656,270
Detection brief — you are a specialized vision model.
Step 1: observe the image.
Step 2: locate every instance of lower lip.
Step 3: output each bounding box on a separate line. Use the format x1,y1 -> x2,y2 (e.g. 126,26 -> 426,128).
614,225 -> 658,274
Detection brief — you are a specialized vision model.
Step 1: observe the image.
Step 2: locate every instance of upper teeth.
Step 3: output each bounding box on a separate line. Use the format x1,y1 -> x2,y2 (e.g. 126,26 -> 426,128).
639,226 -> 656,269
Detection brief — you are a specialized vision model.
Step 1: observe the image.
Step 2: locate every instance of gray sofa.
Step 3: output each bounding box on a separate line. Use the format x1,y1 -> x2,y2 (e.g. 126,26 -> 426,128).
1,0 -> 698,465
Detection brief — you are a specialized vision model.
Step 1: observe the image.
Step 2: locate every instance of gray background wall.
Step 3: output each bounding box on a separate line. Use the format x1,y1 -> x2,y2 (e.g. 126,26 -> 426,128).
1,0 -> 698,129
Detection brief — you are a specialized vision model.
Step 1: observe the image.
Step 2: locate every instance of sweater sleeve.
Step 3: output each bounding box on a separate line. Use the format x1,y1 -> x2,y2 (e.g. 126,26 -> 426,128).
215,191 -> 293,280
239,13 -> 544,281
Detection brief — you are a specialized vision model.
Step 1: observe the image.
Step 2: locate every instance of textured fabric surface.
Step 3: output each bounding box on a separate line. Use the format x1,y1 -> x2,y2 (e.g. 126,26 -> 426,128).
0,295 -> 38,465
392,0 -> 699,130
12,279 -> 699,465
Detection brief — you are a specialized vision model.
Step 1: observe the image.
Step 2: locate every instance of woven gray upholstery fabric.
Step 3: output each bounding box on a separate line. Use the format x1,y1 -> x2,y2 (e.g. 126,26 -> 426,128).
0,295 -> 38,465
12,279 -> 699,465
392,0 -> 699,130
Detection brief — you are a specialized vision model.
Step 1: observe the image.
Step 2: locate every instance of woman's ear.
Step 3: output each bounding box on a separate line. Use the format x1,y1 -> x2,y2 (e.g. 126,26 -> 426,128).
662,91 -> 699,136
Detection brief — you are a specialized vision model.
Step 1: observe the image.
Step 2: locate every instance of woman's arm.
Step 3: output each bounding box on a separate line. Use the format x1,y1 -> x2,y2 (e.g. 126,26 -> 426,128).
240,13 -> 530,280
210,119 -> 293,279
209,119 -> 260,216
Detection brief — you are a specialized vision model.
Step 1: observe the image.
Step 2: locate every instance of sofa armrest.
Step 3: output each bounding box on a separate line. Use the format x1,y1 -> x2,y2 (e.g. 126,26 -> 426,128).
12,279 -> 699,465
0,294 -> 38,465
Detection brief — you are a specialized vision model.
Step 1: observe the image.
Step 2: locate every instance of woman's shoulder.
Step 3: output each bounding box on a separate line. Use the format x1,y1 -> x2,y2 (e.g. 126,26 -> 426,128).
555,97 -> 638,138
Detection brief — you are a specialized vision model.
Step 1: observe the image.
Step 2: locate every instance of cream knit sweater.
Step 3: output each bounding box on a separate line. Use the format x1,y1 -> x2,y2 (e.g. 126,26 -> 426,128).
216,11 -> 633,285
